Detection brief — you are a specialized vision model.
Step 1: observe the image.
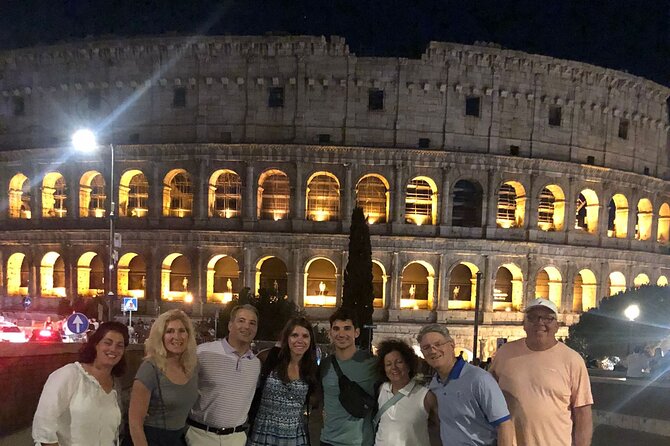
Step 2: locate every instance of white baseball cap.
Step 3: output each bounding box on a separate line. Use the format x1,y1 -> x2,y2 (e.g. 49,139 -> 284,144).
524,298 -> 558,314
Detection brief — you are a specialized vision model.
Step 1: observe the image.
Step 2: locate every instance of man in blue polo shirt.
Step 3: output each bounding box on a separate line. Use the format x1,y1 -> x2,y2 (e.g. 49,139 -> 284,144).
418,324 -> 513,446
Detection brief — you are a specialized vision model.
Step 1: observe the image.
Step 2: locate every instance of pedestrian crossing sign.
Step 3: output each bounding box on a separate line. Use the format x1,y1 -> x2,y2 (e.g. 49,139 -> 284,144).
123,297 -> 138,312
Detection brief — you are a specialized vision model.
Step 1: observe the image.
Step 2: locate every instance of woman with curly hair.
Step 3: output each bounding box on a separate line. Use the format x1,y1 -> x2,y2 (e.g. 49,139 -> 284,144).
128,310 -> 198,446
374,339 -> 439,446
247,317 -> 319,446
33,321 -> 129,446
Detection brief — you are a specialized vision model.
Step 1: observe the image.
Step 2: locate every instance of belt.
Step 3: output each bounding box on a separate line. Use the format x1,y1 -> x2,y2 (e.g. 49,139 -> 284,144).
187,418 -> 247,436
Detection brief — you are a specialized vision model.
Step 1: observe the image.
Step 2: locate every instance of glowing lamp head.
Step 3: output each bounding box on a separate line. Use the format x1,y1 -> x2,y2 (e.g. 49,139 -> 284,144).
71,128 -> 98,152
624,304 -> 640,321
184,293 -> 194,303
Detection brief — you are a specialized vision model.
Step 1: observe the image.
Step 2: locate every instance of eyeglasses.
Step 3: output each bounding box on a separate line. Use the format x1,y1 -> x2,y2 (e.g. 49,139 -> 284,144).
420,341 -> 450,353
526,314 -> 557,324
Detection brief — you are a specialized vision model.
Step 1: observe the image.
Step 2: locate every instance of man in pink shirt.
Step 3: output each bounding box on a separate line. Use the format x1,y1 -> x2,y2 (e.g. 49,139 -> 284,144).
490,298 -> 593,446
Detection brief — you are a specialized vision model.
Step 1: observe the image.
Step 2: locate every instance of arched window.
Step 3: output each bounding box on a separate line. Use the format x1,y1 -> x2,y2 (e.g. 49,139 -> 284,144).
8,173 -> 31,219
607,194 -> 628,238
356,175 -> 388,224
405,177 -> 437,226
575,189 -> 599,234
496,182 -> 525,228
573,269 -> 597,312
451,180 -> 482,227
42,173 -> 67,218
537,185 -> 565,231
120,171 -> 149,218
210,170 -> 242,218
635,198 -> 653,240
658,203 -> 670,243
306,172 -> 340,222
304,258 -> 337,306
79,171 -> 107,218
258,170 -> 290,220
164,171 -> 193,217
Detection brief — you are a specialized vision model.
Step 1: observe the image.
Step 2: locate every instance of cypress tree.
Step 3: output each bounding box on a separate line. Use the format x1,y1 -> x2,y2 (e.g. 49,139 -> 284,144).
342,206 -> 374,349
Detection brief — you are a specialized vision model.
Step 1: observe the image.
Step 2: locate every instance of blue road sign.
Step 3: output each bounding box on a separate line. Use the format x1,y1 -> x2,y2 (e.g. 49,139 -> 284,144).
22,296 -> 31,309
123,297 -> 138,312
66,312 -> 89,334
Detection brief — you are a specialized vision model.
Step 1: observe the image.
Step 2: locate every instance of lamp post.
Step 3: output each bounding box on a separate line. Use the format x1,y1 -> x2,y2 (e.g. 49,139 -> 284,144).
72,129 -> 117,321
624,304 -> 640,356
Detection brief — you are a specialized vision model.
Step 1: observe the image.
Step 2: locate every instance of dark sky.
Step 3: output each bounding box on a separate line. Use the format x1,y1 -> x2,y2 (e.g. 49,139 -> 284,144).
1,0 -> 669,86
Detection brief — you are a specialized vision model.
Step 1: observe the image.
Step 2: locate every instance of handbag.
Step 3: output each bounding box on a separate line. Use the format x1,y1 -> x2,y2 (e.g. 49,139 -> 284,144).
330,356 -> 377,418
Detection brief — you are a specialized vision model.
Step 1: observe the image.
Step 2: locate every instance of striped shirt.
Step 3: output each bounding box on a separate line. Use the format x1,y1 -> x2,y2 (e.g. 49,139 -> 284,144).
189,338 -> 260,429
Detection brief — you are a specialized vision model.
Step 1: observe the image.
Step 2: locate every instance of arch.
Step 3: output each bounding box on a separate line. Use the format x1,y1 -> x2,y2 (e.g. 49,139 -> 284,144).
493,263 -> 523,311
306,171 -> 340,222
8,173 -> 31,219
607,193 -> 629,238
118,252 -> 146,298
79,170 -> 107,218
76,252 -> 104,297
537,185 -> 566,231
40,251 -> 66,297
608,271 -> 627,296
6,252 -> 29,296
573,269 -> 597,312
372,260 -> 387,308
658,276 -> 668,287
258,169 -> 290,220
42,172 -> 67,218
405,176 -> 438,226
575,189 -> 599,234
448,262 -> 479,310
496,181 -> 526,228
635,198 -> 653,241
161,253 -> 192,301
256,256 -> 288,297
401,261 -> 436,309
119,170 -> 149,217
451,180 -> 483,227
633,273 -> 650,287
657,203 -> 670,243
535,266 -> 562,308
304,257 -> 337,306
208,169 -> 242,218
356,174 -> 389,224
207,254 -> 240,303
163,169 -> 193,217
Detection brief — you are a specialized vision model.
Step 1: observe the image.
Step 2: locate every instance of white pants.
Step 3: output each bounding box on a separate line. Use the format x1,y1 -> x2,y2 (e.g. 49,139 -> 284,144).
185,425 -> 247,446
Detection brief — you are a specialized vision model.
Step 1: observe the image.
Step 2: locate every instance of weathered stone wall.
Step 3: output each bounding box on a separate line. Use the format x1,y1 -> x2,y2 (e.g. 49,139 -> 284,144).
0,36 -> 668,178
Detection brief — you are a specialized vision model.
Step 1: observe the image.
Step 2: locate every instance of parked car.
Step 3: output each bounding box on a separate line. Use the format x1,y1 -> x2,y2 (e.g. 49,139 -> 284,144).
0,323 -> 28,343
29,328 -> 63,343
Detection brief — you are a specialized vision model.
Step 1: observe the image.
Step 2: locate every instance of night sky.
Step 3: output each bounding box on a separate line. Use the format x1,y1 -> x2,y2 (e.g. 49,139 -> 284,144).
1,0 -> 669,86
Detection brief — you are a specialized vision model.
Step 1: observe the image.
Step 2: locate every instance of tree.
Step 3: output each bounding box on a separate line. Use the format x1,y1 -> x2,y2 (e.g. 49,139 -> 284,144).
217,287 -> 305,341
567,285 -> 670,359
341,206 -> 374,350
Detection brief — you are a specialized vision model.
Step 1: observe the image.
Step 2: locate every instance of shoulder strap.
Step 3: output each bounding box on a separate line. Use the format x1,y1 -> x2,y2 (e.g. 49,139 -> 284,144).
330,355 -> 344,378
151,362 -> 167,430
372,390 -> 405,428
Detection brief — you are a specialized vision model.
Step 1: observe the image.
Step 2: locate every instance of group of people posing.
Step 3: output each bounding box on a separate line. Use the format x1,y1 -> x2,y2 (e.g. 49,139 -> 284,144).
32,297 -> 593,446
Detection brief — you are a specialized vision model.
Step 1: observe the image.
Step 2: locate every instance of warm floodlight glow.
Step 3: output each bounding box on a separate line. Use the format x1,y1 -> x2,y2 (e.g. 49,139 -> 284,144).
624,304 -> 640,321
72,128 -> 98,152
184,293 -> 194,303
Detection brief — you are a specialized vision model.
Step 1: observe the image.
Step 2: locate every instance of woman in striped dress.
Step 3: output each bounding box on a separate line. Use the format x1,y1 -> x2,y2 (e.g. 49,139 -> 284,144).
247,317 -> 319,446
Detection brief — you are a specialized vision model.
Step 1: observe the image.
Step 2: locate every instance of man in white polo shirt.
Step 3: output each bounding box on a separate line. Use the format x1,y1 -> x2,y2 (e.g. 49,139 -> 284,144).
187,304 -> 260,446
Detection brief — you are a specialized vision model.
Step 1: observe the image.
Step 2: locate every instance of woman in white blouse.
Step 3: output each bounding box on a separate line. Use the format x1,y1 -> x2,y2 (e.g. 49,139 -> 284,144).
33,321 -> 129,446
374,339 -> 440,446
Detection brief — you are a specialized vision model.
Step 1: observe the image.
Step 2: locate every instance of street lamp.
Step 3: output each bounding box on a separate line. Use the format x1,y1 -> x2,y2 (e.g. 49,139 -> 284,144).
72,129 -> 117,321
624,304 -> 640,355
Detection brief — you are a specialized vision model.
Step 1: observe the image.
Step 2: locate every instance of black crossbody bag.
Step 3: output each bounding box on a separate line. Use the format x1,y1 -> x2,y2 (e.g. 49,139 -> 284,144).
330,356 -> 377,418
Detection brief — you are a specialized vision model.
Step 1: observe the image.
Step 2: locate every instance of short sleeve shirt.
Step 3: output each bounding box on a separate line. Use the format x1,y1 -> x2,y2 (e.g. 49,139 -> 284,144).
320,350 -> 377,446
429,358 -> 510,445
134,360 -> 198,430
490,339 -> 594,446
375,380 -> 430,446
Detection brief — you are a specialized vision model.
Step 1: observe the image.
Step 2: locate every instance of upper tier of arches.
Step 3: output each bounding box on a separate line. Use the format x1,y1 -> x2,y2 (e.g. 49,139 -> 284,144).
1,36 -> 668,179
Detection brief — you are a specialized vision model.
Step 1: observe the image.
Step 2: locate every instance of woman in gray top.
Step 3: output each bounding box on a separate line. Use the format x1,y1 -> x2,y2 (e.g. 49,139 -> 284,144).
128,309 -> 198,446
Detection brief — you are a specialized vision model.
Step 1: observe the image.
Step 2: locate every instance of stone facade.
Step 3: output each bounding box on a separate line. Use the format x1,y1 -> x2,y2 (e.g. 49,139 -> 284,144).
0,36 -> 668,356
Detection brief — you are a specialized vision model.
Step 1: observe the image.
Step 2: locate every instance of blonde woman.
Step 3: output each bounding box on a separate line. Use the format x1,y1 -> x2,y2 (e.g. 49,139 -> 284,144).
128,310 -> 198,446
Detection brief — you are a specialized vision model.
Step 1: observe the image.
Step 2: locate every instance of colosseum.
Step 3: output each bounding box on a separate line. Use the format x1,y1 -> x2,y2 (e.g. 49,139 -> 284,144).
0,35 -> 668,357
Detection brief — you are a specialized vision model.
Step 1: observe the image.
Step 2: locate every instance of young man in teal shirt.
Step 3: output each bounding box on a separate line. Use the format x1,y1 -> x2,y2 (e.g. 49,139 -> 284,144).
319,308 -> 377,446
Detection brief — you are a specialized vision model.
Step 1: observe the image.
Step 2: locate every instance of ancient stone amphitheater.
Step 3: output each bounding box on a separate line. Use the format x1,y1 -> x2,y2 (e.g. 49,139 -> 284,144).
0,35 -> 668,355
